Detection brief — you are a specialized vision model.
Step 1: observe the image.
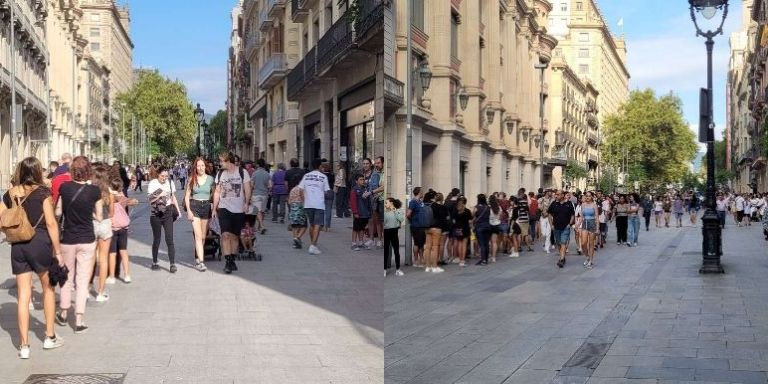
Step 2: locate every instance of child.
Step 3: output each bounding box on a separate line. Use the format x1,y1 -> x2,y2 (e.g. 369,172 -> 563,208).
288,185 -> 307,249
349,174 -> 371,251
240,221 -> 254,257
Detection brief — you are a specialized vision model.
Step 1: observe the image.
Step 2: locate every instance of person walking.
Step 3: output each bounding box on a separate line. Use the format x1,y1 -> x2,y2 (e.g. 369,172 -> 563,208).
662,196 -> 672,227
539,189 -> 554,253
148,166 -> 180,273
322,160 -> 335,231
627,194 -> 640,247
473,194 -> 491,266
334,162 -> 349,218
487,194 -> 503,263
134,165 -> 144,192
213,152 -> 251,273
284,158 -> 306,223
548,190 -> 575,268
613,195 -> 629,245
184,157 -> 213,272
288,182 -> 308,249
92,166 -> 115,302
673,194 -> 685,228
56,156 -> 102,334
654,196 -> 664,228
715,193 -> 728,229
1,157 -> 64,358
270,163 -> 288,224
249,159 -> 271,235
384,198 -> 405,276
579,191 -> 599,269
297,159 -> 331,255
641,194 -> 653,231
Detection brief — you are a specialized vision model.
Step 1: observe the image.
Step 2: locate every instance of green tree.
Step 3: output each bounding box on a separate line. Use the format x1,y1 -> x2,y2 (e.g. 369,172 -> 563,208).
602,89 -> 698,186
208,110 -> 228,155
564,160 -> 588,188
115,69 -> 197,157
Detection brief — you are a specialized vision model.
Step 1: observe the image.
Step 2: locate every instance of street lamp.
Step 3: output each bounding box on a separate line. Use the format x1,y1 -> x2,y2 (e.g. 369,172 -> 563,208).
418,59 -> 432,93
689,0 -> 727,274
194,103 -> 205,157
535,61 -> 549,190
457,85 -> 469,111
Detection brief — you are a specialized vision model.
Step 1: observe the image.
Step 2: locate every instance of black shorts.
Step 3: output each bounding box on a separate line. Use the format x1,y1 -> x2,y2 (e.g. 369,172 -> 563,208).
218,208 -> 245,235
737,210 -> 744,222
110,228 -> 128,253
189,199 -> 211,219
411,227 -> 426,247
353,217 -> 370,231
512,223 -> 522,235
11,230 -> 53,275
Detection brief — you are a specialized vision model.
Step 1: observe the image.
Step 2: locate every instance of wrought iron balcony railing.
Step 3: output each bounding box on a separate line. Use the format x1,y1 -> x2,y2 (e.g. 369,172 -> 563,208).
258,53 -> 287,90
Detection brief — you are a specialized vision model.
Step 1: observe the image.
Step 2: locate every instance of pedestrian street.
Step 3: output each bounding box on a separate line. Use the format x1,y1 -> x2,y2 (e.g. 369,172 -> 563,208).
385,222 -> 768,384
0,189 -> 382,384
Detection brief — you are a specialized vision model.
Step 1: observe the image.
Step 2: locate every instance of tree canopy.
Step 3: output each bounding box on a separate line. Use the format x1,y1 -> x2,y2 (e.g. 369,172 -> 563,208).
602,89 -> 698,186
115,69 -> 197,157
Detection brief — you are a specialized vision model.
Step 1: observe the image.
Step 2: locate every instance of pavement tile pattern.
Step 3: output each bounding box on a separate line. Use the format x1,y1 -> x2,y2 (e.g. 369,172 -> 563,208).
385,221 -> 768,384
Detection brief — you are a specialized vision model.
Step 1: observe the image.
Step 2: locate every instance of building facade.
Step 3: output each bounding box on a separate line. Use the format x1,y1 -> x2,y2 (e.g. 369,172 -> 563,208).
0,0 -> 50,189
729,0 -> 760,193
232,0 -> 390,177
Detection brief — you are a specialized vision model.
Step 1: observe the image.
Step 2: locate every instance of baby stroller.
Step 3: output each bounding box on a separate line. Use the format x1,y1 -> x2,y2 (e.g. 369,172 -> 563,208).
204,220 -> 222,261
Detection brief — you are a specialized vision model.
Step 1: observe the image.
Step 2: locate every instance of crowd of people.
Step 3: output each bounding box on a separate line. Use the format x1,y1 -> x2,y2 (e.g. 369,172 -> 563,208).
383,186 -> 768,277
0,150 -> 385,359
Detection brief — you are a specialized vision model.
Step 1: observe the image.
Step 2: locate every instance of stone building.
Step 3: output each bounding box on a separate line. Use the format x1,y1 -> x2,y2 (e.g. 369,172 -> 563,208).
0,0 -> 49,189
728,0 -> 761,193
386,0 -> 559,201
234,0 -> 389,176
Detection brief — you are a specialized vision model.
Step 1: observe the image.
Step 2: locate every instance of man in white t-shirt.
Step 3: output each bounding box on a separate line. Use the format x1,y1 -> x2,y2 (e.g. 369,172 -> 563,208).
735,194 -> 746,227
213,152 -> 251,273
298,158 -> 331,255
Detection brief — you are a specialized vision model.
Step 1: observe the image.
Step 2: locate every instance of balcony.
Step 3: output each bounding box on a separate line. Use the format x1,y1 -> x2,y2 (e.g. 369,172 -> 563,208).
291,0 -> 309,23
384,74 -> 404,111
246,32 -> 261,59
587,132 -> 598,146
267,0 -> 286,18
259,5 -> 272,32
258,53 -> 288,90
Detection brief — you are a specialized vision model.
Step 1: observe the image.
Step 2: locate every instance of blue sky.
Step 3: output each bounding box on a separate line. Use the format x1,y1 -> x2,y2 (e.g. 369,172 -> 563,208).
128,0 -> 742,142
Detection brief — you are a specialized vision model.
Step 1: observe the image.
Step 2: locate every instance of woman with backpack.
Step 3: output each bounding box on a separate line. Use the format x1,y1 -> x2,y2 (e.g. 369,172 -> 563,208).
56,156 -> 102,334
0,157 -> 65,358
184,156 -> 213,272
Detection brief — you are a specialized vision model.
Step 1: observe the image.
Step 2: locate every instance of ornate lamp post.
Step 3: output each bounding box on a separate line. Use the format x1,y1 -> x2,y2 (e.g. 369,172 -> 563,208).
194,103 -> 205,157
689,0 -> 728,273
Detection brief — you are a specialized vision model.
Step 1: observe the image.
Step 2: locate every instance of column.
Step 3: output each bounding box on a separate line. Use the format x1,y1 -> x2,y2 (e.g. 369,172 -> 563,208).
490,149 -> 503,193
467,142 -> 485,198
436,131 -> 459,193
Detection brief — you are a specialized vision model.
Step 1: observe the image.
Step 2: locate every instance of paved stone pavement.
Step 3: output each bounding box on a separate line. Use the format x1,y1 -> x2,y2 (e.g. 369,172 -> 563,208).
0,186 -> 382,384
385,219 -> 768,384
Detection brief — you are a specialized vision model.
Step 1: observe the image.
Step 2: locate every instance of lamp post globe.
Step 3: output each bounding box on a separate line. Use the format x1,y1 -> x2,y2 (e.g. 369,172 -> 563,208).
689,0 -> 728,274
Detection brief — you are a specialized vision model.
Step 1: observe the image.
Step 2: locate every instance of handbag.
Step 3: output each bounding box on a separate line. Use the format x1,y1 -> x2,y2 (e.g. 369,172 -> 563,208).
170,204 -> 179,222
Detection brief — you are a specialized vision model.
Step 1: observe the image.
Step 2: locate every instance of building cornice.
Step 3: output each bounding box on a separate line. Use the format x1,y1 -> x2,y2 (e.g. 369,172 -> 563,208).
80,2 -> 134,49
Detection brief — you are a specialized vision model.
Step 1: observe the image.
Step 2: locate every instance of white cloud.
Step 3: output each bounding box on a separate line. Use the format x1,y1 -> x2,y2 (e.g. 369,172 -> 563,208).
167,67 -> 227,114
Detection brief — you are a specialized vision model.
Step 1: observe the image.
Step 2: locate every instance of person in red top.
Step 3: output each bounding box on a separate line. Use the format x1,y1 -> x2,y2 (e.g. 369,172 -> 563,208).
528,192 -> 540,242
50,171 -> 72,206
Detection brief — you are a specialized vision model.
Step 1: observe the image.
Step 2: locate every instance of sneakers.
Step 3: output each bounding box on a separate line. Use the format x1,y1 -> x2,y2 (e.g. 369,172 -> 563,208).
425,267 -> 433,273
169,265 -> 178,273
395,269 -> 405,276
105,277 -> 116,285
376,240 -> 383,249
195,262 -> 207,272
351,244 -> 360,251
260,228 -> 267,235
95,293 -> 109,303
151,263 -> 160,271
384,270 -> 387,277
308,245 -> 322,255
18,345 -> 30,359
55,311 -> 67,326
292,238 -> 302,249
123,275 -> 132,283
508,252 -> 519,258
556,259 -> 565,268
223,256 -> 233,274
459,261 -> 466,267
43,335 -> 63,350
364,240 -> 374,248
633,242 -> 638,247
432,267 -> 445,273
75,324 -> 88,334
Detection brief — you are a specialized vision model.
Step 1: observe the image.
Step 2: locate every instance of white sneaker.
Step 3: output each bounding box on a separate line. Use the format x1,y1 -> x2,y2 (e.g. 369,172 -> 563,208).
18,345 -> 30,359
95,293 -> 109,303
375,240 -> 383,248
364,240 -> 374,248
308,245 -> 322,255
432,267 -> 445,273
395,269 -> 405,276
106,277 -> 116,285
425,267 -> 433,273
509,252 -> 519,258
43,335 -> 63,350
123,275 -> 132,283
384,270 -> 387,277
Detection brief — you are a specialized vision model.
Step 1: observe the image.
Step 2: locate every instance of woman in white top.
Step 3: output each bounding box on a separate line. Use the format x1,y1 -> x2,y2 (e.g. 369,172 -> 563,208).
148,166 -> 180,273
653,197 -> 664,228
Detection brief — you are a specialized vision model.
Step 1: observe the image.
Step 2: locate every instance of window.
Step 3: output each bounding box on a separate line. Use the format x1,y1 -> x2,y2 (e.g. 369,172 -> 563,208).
579,64 -> 589,74
579,32 -> 589,42
576,2 -> 583,10
91,42 -> 100,52
451,13 -> 459,59
578,48 -> 589,58
90,28 -> 100,38
412,0 -> 425,31
89,13 -> 99,21
561,2 -> 567,11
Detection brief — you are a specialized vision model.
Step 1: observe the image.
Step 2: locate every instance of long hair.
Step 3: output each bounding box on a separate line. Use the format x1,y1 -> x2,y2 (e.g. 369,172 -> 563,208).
92,165 -> 112,204
476,194 -> 488,206
188,156 -> 207,189
489,194 -> 500,214
12,157 -> 45,187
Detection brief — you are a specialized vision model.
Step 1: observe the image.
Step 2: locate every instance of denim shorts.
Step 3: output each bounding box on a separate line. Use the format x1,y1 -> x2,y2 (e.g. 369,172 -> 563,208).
498,223 -> 510,234
304,208 -> 325,227
553,227 -> 571,245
